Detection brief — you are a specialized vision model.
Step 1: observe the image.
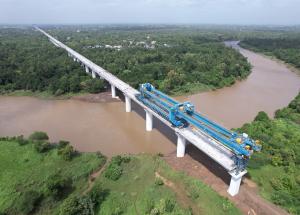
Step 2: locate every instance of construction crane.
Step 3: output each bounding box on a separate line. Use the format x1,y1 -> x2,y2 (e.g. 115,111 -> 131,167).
137,83 -> 262,171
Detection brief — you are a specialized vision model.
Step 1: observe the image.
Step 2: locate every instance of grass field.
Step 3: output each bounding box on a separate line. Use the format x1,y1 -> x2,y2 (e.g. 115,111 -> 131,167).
0,138 -> 106,214
93,154 -> 241,215
0,136 -> 241,215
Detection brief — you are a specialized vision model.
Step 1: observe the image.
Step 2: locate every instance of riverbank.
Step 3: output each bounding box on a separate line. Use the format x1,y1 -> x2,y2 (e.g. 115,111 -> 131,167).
239,43 -> 300,76
0,90 -> 118,103
0,135 -> 241,215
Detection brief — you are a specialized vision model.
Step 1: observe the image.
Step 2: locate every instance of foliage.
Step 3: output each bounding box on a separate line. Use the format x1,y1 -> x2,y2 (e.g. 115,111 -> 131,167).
0,28 -> 105,95
154,178 -> 164,186
16,135 -> 29,146
0,27 -> 251,96
95,154 -> 241,215
29,131 -> 49,141
239,93 -> 300,214
240,38 -> 300,68
58,196 -> 94,215
0,136 -> 106,214
275,92 -> 300,124
254,111 -> 270,122
104,156 -> 124,181
85,79 -> 105,94
13,190 -> 42,215
58,144 -> 75,161
45,173 -> 72,200
33,141 -> 52,153
58,140 -> 70,149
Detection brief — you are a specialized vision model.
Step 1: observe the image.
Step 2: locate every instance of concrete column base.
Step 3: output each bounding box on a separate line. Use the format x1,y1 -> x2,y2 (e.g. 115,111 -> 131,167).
227,170 -> 247,196
145,110 -> 153,131
92,71 -> 96,79
85,66 -> 89,73
125,96 -> 131,112
111,85 -> 116,98
176,134 -> 186,157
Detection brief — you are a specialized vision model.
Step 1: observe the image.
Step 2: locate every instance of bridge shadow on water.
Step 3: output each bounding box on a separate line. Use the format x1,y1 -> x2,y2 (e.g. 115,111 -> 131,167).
117,89 -> 231,185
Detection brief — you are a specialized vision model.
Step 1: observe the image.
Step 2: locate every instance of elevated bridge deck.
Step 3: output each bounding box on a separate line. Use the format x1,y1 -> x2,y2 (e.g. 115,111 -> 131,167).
36,27 -> 246,196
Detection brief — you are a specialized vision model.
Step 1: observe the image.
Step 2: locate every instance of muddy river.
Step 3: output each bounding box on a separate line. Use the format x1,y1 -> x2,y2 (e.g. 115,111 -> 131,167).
1,43 -> 299,156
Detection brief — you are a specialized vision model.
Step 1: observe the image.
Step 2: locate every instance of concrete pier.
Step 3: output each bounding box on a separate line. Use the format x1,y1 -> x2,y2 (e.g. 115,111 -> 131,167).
111,85 -> 116,98
85,66 -> 89,74
145,110 -> 153,131
176,134 -> 186,157
227,170 -> 247,196
92,71 -> 96,79
125,96 -> 131,112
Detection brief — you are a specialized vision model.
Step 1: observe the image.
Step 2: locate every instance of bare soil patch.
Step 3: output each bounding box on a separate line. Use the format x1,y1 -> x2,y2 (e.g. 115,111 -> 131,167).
163,151 -> 289,215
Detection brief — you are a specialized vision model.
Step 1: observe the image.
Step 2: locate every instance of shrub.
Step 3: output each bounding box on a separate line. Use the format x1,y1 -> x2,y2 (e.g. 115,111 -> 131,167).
111,155 -> 123,166
164,198 -> 176,213
58,140 -> 70,148
29,131 -> 49,141
85,79 -> 105,93
254,111 -> 270,122
104,163 -> 122,181
16,135 -> 29,146
45,173 -> 72,200
58,144 -> 75,161
154,178 -> 164,186
34,141 -> 51,153
58,196 -> 94,215
15,190 -> 42,215
88,183 -> 108,205
112,207 -> 123,215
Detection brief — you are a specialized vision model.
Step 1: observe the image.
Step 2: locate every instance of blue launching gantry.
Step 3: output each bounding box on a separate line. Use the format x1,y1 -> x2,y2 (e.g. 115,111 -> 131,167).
137,83 -> 261,172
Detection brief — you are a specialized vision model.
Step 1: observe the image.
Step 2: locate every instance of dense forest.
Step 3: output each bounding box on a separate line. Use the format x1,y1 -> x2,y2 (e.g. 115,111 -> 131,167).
0,133 -> 241,215
239,92 -> 300,214
240,38 -> 300,68
51,26 -> 251,94
0,26 -> 251,96
0,28 -> 105,96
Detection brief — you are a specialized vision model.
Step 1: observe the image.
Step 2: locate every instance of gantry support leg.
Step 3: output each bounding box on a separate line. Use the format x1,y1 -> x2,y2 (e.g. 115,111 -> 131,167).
92,71 -> 96,79
145,110 -> 153,131
176,134 -> 186,157
111,85 -> 116,98
125,95 -> 131,112
227,170 -> 247,196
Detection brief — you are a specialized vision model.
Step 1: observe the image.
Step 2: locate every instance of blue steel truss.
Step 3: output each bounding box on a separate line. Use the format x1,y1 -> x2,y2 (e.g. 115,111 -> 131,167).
137,83 -> 262,171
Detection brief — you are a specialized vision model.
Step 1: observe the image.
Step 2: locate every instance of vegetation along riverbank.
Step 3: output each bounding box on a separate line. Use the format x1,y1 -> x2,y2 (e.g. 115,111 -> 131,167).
0,132 -> 242,215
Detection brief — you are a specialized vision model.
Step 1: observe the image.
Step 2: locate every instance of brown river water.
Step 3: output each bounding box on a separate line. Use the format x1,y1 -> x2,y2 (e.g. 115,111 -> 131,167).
1,42 -> 299,156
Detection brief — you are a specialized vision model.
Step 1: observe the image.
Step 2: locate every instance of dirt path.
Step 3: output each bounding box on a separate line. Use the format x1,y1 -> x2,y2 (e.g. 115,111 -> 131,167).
155,171 -> 201,215
163,151 -> 289,215
83,159 -> 110,195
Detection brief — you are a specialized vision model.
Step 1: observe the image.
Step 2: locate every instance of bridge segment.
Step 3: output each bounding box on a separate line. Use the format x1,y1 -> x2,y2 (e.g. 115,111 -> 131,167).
36,26 -> 246,196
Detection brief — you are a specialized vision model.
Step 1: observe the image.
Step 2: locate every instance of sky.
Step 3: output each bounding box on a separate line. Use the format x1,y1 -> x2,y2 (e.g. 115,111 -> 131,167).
0,0 -> 299,25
